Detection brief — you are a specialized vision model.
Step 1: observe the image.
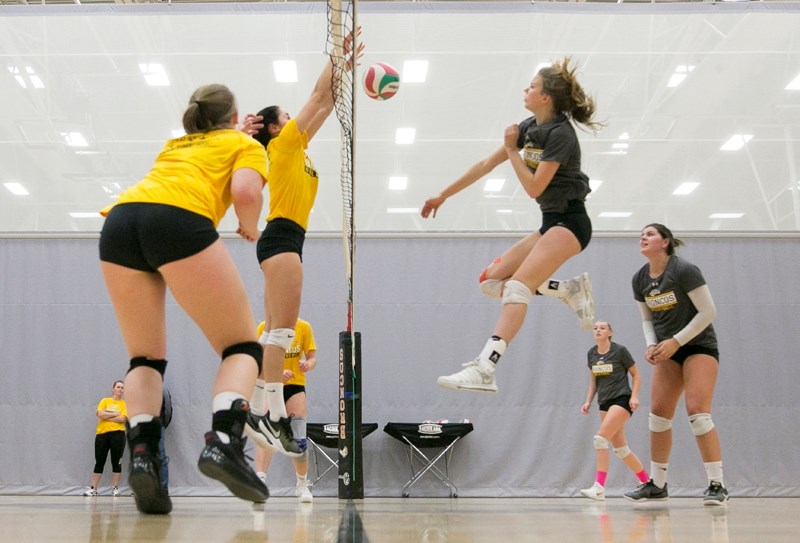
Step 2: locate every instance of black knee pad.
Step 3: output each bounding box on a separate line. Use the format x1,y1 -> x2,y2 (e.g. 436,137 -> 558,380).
222,341 -> 263,372
128,357 -> 167,376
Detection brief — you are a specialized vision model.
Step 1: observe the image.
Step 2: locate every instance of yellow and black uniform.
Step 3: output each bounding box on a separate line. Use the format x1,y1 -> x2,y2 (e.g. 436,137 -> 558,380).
256,119 -> 319,263
257,318 -> 316,399
93,398 -> 128,475
99,129 -> 268,271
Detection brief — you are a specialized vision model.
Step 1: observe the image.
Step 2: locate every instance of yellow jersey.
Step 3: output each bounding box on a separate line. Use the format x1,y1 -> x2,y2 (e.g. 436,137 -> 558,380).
265,118 -> 319,230
256,318 -> 317,387
103,129 -> 268,227
95,397 -> 128,435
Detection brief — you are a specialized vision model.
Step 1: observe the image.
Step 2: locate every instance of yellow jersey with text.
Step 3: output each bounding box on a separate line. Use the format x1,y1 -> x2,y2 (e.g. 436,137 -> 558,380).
265,118 -> 319,230
256,318 -> 317,387
104,129 -> 267,226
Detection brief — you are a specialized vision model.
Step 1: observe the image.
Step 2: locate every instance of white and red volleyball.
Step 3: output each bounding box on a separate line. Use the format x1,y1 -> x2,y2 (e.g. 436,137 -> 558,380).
362,62 -> 400,101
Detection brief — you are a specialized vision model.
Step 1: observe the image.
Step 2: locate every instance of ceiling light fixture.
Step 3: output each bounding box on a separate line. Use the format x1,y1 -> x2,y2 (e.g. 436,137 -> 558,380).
483,178 -> 505,192
69,212 -> 101,219
720,134 -> 753,151
139,63 -> 170,86
709,213 -> 744,219
4,182 -> 29,195
395,128 -> 416,145
387,207 -> 419,214
273,60 -> 298,83
598,212 -> 632,218
388,176 -> 408,190
673,182 -> 700,195
589,179 -> 603,191
785,74 -> 800,90
61,132 -> 89,147
402,60 -> 428,83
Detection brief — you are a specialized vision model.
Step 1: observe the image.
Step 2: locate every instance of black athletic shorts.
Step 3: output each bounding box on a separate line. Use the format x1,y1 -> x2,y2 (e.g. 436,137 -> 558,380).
256,218 -> 306,264
99,203 -> 219,272
283,384 -> 306,403
539,200 -> 592,250
671,345 -> 720,365
599,394 -> 633,416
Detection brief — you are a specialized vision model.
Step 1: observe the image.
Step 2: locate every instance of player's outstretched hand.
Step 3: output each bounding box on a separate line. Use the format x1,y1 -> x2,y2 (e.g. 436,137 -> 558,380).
421,195 -> 445,218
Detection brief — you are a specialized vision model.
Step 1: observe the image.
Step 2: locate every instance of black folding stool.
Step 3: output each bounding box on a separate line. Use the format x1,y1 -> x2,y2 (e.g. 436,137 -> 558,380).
383,421 -> 473,497
305,422 -> 379,488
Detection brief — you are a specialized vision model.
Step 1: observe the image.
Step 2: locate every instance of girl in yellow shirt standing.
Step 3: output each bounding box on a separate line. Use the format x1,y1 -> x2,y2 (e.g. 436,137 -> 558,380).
83,380 -> 127,497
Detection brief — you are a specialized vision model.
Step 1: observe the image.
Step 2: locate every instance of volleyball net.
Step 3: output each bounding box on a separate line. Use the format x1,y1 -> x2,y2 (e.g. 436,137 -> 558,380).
326,0 -> 363,500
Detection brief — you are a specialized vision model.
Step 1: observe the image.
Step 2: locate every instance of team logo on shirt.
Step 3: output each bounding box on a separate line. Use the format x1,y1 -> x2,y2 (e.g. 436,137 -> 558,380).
285,345 -> 302,359
592,363 -> 613,376
523,147 -> 543,169
645,290 -> 677,312
304,155 -> 318,178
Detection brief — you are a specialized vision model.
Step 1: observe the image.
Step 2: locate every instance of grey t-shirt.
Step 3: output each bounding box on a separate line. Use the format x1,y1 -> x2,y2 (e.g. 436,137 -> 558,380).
516,114 -> 591,213
587,342 -> 634,404
632,255 -> 718,349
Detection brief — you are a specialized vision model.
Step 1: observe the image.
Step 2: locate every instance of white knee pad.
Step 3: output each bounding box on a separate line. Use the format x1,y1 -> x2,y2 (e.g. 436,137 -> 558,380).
258,330 -> 269,346
266,328 -> 295,351
688,413 -> 715,436
649,413 -> 673,433
593,434 -> 610,450
479,279 -> 504,299
502,280 -> 532,306
614,445 -> 631,460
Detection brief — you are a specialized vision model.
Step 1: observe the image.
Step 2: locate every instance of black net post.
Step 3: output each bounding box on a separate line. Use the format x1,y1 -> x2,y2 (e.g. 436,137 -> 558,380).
338,331 -> 363,499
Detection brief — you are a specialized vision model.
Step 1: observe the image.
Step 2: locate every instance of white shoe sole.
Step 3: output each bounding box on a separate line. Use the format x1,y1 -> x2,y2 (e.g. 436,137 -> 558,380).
579,272 -> 595,331
580,490 -> 605,501
437,376 -> 497,393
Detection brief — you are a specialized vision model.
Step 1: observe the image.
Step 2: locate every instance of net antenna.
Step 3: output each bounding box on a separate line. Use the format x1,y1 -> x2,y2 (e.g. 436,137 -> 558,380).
327,0 -> 357,340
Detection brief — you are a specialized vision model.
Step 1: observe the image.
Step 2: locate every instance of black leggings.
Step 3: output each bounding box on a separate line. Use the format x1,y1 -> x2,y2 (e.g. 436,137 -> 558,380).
93,431 -> 126,474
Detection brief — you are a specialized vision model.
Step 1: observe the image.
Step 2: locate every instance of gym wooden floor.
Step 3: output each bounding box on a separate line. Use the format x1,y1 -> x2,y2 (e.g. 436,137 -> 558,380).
0,495 -> 797,542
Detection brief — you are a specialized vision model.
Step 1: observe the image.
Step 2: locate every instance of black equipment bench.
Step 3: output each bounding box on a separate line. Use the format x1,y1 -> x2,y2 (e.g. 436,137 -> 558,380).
383,421 -> 473,497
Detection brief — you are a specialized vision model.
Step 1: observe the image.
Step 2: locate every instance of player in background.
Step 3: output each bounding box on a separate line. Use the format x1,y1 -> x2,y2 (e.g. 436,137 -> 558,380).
579,321 -> 649,501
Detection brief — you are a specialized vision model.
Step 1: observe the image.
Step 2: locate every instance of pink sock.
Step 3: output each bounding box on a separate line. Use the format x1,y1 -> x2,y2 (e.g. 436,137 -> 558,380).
596,471 -> 608,487
636,469 -> 649,483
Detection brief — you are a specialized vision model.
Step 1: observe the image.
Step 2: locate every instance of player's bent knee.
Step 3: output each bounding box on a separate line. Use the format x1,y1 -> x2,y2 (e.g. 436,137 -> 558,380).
614,445 -> 631,459
649,413 -> 673,433
266,328 -> 295,351
502,280 -> 532,305
128,357 -> 167,376
688,412 -> 715,436
593,434 -> 610,450
479,279 -> 504,299
222,341 -> 263,373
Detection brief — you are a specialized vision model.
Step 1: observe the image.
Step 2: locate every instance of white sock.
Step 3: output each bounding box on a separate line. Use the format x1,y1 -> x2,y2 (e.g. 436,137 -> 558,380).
250,379 -> 267,416
651,461 -> 669,488
296,474 -> 307,486
478,336 -> 506,369
704,461 -> 724,486
128,414 -> 155,428
265,383 -> 287,421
